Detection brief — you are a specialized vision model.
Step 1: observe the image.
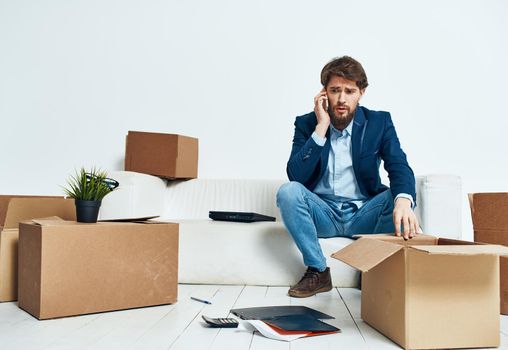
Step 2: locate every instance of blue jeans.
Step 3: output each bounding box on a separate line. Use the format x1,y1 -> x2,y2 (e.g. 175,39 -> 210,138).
276,181 -> 395,271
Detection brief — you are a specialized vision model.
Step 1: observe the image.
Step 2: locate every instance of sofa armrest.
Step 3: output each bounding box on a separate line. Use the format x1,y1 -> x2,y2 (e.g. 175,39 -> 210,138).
415,174 -> 462,239
99,171 -> 167,220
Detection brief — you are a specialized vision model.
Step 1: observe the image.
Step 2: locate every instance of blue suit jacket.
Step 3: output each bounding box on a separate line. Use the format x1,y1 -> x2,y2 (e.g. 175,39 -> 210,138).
286,106 -> 416,202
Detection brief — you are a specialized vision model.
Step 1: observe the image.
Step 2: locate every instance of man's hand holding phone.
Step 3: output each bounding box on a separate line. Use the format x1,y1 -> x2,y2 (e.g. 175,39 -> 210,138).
314,89 -> 330,138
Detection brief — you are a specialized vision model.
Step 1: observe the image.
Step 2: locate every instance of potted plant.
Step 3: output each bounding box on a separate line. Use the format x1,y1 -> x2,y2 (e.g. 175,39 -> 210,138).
63,167 -> 119,223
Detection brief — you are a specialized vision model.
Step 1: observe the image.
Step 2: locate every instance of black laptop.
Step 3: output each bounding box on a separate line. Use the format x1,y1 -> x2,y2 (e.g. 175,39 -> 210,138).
209,211 -> 276,223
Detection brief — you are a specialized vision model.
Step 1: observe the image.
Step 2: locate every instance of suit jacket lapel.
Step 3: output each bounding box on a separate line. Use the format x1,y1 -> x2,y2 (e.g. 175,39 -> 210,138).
352,106 -> 366,165
320,128 -> 331,175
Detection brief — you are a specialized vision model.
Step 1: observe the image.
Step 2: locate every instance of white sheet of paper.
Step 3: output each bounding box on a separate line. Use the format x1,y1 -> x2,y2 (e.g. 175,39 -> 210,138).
238,320 -> 309,342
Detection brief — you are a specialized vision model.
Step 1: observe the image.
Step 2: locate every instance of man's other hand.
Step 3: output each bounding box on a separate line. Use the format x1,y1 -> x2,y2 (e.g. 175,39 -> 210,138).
314,89 -> 331,137
393,197 -> 420,240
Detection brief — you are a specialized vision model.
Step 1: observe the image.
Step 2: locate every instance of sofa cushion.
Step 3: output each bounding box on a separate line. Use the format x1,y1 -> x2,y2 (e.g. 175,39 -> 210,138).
175,220 -> 359,287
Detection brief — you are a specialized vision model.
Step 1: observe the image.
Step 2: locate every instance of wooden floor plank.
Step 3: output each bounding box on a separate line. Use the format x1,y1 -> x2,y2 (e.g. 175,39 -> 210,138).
68,305 -> 178,350
300,287 -> 357,322
289,288 -> 367,350
232,285 -> 269,308
2,285 -> 508,350
210,285 -> 275,350
168,285 -> 245,350
1,310 -> 100,350
264,286 -> 289,298
243,286 -> 291,350
355,321 -> 401,350
0,302 -> 32,326
249,332 -> 290,350
500,331 -> 508,350
501,315 -> 508,336
42,284 -> 217,350
41,284 -> 210,350
126,284 -> 220,350
337,288 -> 403,349
336,287 -> 361,319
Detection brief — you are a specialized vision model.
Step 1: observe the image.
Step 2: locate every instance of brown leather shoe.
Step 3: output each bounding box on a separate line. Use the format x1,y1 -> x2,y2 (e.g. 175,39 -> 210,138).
288,267 -> 332,298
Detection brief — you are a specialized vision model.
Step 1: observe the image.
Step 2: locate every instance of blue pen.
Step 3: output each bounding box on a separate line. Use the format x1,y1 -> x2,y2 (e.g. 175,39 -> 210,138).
191,296 -> 212,305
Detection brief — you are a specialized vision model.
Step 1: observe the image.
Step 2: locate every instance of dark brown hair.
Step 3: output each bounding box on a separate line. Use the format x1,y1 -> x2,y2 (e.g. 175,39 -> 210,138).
320,56 -> 368,89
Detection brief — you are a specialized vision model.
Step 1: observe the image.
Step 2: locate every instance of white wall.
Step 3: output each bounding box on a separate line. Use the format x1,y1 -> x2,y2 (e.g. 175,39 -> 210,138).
1,0 -> 507,239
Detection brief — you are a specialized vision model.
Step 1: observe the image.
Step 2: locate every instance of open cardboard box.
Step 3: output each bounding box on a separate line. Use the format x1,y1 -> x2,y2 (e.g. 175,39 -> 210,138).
125,130 -> 198,179
469,192 -> 508,315
18,217 -> 179,320
332,234 -> 508,350
0,196 -> 75,301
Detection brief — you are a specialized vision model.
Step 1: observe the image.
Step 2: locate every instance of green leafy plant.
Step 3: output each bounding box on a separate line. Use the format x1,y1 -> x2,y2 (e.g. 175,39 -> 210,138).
63,167 -> 115,201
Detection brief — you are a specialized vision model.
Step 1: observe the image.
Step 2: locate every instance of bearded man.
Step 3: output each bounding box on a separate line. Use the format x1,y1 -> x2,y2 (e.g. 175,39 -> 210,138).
277,56 -> 418,298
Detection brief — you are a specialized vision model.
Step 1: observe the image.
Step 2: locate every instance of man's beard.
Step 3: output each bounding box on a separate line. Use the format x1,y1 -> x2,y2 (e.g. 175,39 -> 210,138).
328,105 -> 355,131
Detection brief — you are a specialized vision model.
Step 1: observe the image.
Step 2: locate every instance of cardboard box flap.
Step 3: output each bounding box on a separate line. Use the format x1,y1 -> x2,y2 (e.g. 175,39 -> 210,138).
331,238 -> 404,272
353,233 -> 437,245
3,197 -> 74,229
410,244 -> 508,257
31,217 -> 66,226
0,196 -> 13,226
469,192 -> 508,229
28,218 -> 174,227
1,195 -> 59,227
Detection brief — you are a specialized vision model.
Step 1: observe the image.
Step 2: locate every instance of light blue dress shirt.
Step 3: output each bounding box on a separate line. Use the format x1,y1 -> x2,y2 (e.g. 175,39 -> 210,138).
311,120 -> 414,210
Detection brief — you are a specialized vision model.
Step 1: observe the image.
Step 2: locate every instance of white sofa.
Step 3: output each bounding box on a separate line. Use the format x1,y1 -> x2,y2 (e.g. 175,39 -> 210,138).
100,172 -> 462,287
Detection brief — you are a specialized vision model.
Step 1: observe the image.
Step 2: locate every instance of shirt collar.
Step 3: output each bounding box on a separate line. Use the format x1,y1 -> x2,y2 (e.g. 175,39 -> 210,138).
330,118 -> 354,137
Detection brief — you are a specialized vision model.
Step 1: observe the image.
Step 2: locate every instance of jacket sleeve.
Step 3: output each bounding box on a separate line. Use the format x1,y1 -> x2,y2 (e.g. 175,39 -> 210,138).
379,113 -> 417,202
286,116 -> 326,185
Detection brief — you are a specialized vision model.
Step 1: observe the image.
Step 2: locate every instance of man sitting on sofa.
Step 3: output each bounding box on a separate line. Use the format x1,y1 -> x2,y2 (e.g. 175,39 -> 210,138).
277,56 -> 419,298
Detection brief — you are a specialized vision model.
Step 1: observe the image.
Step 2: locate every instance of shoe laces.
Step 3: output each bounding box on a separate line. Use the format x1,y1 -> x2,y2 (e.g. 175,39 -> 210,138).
299,268 -> 320,283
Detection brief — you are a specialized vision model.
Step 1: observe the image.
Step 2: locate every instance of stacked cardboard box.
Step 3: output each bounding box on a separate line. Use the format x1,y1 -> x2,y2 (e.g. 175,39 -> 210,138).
125,131 -> 198,179
332,234 -> 508,350
469,192 -> 508,315
2,130 -> 192,317
0,196 -> 75,301
18,218 -> 179,319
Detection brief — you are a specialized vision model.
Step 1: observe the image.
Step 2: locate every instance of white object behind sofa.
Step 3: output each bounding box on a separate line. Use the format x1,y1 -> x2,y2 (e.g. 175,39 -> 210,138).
100,172 -> 462,287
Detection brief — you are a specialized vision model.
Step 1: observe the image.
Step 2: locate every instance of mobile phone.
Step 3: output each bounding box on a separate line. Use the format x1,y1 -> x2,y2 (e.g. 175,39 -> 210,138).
322,96 -> 329,110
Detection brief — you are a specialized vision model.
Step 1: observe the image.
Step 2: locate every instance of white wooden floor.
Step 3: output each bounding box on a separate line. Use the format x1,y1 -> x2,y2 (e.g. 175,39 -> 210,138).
1,285 -> 508,350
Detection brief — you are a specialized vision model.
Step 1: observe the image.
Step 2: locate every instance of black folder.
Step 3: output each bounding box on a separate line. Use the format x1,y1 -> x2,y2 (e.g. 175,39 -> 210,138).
230,305 -> 334,320
265,314 -> 340,333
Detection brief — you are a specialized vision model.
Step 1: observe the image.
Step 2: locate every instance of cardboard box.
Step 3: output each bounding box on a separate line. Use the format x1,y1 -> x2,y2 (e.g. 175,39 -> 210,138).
18,218 -> 179,319
125,130 -> 198,179
0,196 -> 75,302
469,192 -> 508,315
332,234 -> 508,350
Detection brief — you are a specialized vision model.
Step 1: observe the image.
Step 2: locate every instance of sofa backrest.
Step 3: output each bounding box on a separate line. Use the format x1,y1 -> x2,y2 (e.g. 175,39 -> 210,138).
163,179 -> 286,221
104,171 -> 462,239
163,175 -> 461,238
162,176 -> 429,224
